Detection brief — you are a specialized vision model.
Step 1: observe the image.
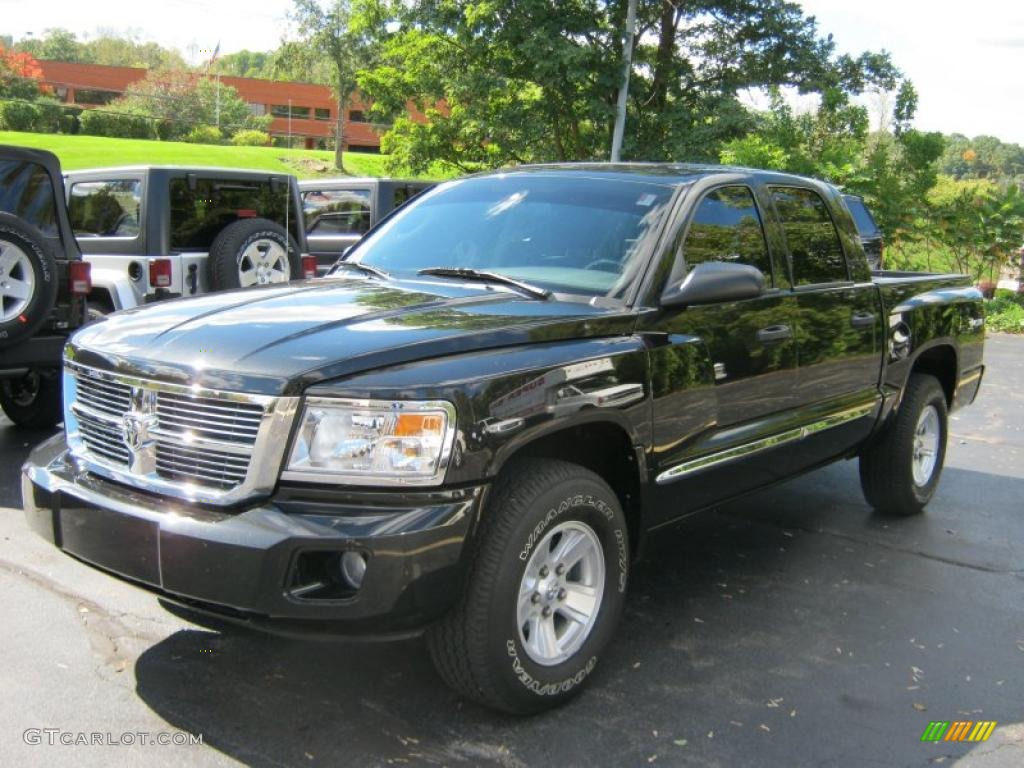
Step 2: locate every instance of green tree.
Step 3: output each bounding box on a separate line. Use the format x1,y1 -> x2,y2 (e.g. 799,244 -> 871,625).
927,178 -> 1024,284
16,28 -> 86,62
289,0 -> 380,170
356,0 -> 897,174
217,50 -> 275,79
114,68 -> 267,140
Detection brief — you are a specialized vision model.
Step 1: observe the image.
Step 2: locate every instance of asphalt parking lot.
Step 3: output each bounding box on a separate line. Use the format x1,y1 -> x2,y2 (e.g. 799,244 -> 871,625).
1,335 -> 1022,768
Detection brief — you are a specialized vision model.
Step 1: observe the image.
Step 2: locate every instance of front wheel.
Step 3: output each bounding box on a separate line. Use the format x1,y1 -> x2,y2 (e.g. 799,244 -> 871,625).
859,373 -> 948,516
0,368 -> 62,428
427,458 -> 630,714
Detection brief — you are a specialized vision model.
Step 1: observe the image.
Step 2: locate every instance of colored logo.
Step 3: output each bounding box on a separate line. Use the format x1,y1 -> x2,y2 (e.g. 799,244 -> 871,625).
921,721 -> 997,742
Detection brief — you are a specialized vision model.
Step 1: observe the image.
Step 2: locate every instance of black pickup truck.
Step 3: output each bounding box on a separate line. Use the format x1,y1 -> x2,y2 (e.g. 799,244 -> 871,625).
22,164 -> 985,714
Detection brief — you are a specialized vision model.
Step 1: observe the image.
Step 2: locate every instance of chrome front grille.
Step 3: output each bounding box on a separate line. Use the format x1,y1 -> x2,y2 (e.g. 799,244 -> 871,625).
155,392 -> 263,444
64,362 -> 300,505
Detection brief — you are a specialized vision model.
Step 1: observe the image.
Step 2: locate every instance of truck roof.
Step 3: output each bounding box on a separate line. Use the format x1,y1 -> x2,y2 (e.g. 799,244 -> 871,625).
495,162 -> 833,189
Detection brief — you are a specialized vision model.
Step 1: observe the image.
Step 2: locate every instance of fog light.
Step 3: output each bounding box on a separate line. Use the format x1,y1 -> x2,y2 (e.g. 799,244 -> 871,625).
340,551 -> 367,589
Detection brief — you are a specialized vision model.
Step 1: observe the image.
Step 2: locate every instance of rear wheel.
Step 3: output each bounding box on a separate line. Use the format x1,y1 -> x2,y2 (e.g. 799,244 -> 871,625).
0,368 -> 62,428
426,458 -> 630,714
0,213 -> 58,349
206,218 -> 300,291
859,373 -> 948,516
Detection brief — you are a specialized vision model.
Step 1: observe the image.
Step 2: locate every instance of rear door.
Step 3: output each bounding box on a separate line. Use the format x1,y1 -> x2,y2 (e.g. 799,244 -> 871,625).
770,185 -> 883,467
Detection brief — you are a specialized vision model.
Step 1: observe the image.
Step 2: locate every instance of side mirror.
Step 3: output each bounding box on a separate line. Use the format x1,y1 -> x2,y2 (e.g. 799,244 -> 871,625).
660,261 -> 766,308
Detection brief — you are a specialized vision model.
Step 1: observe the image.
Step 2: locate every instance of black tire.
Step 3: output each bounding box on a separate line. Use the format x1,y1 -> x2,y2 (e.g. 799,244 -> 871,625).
206,218 -> 300,291
0,368 -> 62,428
426,458 -> 630,714
859,373 -> 948,516
0,213 -> 58,349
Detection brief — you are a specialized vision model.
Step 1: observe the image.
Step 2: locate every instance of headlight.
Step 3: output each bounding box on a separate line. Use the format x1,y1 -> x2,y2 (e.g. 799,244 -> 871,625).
283,398 -> 456,486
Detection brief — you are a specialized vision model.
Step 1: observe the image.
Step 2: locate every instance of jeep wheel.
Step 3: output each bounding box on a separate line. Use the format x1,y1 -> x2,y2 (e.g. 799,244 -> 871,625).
207,218 -> 300,291
427,458 -> 629,714
859,373 -> 948,516
0,368 -> 62,428
0,213 -> 58,349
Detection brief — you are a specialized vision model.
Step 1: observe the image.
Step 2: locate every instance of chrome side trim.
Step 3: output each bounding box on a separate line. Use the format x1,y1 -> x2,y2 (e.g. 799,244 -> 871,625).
655,402 -> 876,485
956,369 -> 982,389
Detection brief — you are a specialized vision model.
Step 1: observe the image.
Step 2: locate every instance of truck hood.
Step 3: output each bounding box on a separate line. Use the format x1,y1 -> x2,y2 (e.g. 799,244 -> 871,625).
68,276 -> 634,395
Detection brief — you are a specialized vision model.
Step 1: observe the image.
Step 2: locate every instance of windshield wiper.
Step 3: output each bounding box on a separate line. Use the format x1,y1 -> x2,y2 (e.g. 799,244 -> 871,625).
330,260 -> 390,280
417,267 -> 551,300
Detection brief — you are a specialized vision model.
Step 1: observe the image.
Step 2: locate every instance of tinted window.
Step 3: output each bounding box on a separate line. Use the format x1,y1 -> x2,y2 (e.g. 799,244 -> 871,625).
844,196 -> 879,237
683,186 -> 771,283
772,187 -> 848,284
69,180 -> 142,238
302,188 -> 372,235
353,175 -> 673,298
392,184 -> 430,210
169,177 -> 292,250
0,160 -> 57,236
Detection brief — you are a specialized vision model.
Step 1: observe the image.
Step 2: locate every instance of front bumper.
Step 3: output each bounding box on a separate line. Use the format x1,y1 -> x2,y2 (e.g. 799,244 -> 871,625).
22,434 -> 485,639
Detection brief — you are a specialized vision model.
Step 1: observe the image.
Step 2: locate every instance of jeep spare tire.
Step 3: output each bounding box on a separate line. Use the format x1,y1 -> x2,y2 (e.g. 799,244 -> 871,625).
207,218 -> 301,290
0,213 -> 58,350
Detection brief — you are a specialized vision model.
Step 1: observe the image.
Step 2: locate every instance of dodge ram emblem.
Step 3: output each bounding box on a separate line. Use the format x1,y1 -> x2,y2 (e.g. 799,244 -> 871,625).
121,387 -> 158,474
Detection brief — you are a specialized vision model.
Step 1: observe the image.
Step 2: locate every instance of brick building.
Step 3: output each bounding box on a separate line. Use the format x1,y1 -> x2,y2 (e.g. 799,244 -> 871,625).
36,60 -> 397,151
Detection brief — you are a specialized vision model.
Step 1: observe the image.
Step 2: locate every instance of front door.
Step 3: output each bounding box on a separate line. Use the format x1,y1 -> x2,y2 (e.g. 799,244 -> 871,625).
641,183 -> 800,524
768,185 -> 884,470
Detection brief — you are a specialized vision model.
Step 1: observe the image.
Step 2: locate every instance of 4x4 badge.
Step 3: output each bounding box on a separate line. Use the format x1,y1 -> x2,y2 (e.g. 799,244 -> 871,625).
121,387 -> 158,474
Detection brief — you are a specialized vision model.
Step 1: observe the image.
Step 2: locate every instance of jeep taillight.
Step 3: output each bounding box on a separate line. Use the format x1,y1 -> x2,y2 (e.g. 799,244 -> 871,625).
149,258 -> 172,288
69,261 -> 91,295
301,255 -> 318,280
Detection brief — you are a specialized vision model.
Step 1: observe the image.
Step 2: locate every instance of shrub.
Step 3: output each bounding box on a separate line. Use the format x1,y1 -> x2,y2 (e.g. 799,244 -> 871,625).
985,300 -> 1024,333
0,100 -> 41,131
79,108 -> 154,139
59,111 -> 80,134
33,98 -> 64,133
183,125 -> 224,144
230,129 -> 270,147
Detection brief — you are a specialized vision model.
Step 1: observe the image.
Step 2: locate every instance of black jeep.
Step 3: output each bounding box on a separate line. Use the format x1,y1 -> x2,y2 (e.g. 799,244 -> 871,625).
0,145 -> 90,428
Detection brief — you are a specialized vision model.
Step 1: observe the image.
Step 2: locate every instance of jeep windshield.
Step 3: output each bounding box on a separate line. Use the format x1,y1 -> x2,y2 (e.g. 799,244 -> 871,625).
348,173 -> 675,299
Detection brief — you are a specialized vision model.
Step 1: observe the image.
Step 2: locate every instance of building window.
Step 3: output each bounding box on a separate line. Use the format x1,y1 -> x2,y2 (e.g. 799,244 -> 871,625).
314,107 -> 331,121
270,104 -> 311,119
74,89 -> 120,106
348,110 -> 366,123
248,103 -> 265,116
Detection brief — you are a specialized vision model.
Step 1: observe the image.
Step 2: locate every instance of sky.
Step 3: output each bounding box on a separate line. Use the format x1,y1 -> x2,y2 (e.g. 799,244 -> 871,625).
1,0 -> 1022,145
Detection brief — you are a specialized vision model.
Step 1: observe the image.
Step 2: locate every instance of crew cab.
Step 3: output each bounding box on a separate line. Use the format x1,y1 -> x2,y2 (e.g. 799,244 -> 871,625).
22,164 -> 985,714
299,177 -> 433,274
0,145 -> 90,427
66,166 -> 311,312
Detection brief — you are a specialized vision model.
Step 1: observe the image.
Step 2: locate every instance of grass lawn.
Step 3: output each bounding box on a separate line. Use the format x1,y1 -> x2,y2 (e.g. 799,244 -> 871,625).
0,131 -> 404,179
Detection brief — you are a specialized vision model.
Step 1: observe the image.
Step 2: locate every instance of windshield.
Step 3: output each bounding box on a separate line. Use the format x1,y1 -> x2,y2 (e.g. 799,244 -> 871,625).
349,173 -> 675,298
